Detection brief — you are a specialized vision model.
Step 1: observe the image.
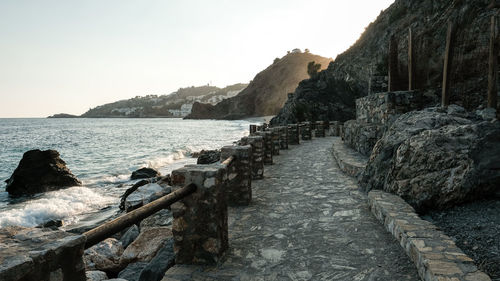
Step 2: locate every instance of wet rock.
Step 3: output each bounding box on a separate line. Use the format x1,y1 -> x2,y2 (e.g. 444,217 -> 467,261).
196,150 -> 220,164
85,270 -> 108,281
119,180 -> 149,211
117,262 -> 148,281
139,209 -> 173,231
120,227 -> 172,265
120,225 -> 139,249
131,168 -> 160,180
5,149 -> 82,197
361,107 -> 500,212
84,238 -> 124,273
37,219 -> 63,230
139,238 -> 175,281
121,183 -> 168,212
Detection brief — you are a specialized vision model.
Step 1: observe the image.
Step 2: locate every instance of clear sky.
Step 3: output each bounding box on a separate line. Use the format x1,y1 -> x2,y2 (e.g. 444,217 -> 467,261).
0,0 -> 394,118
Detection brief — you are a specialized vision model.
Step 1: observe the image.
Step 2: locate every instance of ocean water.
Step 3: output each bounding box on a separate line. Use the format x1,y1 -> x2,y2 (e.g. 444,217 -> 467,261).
0,118 -> 253,229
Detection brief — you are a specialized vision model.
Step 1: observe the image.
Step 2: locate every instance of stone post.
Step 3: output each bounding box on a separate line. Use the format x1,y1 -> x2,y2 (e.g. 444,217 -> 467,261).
240,136 -> 264,179
279,126 -> 288,149
329,121 -> 342,136
221,145 -> 252,206
256,131 -> 273,165
287,124 -> 300,145
249,125 -> 257,135
270,128 -> 280,155
170,165 -> 228,264
301,122 -> 312,140
315,121 -> 325,137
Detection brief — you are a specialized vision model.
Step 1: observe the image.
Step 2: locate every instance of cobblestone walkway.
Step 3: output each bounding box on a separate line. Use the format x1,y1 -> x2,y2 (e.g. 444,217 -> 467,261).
164,137 -> 419,281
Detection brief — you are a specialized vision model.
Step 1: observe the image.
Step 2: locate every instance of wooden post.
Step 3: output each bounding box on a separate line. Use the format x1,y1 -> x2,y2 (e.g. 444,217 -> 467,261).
408,28 -> 415,91
388,35 -> 399,92
442,21 -> 454,107
488,16 -> 498,110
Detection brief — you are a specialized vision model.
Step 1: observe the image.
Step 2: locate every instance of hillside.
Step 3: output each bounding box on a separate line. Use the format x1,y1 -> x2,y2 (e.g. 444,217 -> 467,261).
185,51 -> 332,119
271,0 -> 499,124
78,84 -> 247,118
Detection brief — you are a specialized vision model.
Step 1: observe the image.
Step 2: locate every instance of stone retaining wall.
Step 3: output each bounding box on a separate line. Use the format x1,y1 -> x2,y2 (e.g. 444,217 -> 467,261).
0,227 -> 86,281
342,121 -> 385,156
356,91 -> 423,125
368,190 -> 491,281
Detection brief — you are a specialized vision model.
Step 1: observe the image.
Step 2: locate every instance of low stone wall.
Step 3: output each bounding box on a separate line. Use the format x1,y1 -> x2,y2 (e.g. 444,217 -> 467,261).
0,227 -> 86,281
331,137 -> 367,178
368,190 -> 491,281
255,131 -> 273,165
356,91 -> 423,125
342,120 -> 385,156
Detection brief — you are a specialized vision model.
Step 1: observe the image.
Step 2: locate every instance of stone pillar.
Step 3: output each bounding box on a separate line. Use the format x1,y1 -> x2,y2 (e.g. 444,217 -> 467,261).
170,165 -> 228,264
315,121 -> 325,137
240,136 -> 264,179
270,128 -> 280,155
279,126 -> 288,149
301,122 -> 312,140
329,121 -> 341,136
220,145 -> 252,206
249,125 -> 257,135
287,124 -> 300,145
256,131 -> 273,165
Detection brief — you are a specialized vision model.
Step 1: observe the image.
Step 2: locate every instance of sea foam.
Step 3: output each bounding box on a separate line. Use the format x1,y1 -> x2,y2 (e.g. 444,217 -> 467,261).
0,186 -> 116,228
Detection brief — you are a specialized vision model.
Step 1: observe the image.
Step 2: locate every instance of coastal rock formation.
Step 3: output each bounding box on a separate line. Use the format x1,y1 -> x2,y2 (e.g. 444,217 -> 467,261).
196,149 -> 221,164
186,52 -> 332,119
120,225 -> 140,249
272,0 -> 500,125
85,271 -> 108,281
360,107 -> 500,212
5,149 -> 82,197
84,238 -> 124,273
121,183 -> 169,212
131,168 -> 160,180
139,209 -> 172,231
120,227 -> 173,265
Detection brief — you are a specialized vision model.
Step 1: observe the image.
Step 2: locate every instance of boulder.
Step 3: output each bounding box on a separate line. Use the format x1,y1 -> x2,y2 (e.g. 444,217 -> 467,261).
139,209 -> 172,231
361,107 -> 500,212
120,225 -> 140,249
120,227 -> 172,265
131,168 -> 160,180
117,262 -> 148,281
120,183 -> 169,212
196,150 -> 220,164
139,238 -> 175,281
85,270 -> 108,281
5,149 -> 81,197
84,238 -> 124,273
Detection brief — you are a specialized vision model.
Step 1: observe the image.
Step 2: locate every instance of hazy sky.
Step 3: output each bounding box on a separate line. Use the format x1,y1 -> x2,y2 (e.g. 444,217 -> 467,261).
0,0 -> 394,117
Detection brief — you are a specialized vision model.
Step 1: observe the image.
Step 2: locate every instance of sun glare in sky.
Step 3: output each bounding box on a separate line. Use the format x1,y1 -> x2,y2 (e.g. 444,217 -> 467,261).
0,0 -> 394,117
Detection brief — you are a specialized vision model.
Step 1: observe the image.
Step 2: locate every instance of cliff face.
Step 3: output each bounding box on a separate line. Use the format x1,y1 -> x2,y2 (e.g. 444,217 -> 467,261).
271,0 -> 498,125
185,52 -> 332,120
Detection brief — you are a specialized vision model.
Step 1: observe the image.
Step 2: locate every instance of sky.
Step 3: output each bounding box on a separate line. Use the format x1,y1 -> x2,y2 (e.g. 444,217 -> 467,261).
0,0 -> 394,118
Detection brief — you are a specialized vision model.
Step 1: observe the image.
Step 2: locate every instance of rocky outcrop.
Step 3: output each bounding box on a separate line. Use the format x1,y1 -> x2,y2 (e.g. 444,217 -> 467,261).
5,149 -> 82,197
272,0 -> 500,124
84,238 -> 124,273
360,106 -> 500,213
196,150 -> 221,164
138,239 -> 175,281
120,227 -> 173,265
120,183 -> 170,212
131,168 -> 160,180
186,52 -> 332,119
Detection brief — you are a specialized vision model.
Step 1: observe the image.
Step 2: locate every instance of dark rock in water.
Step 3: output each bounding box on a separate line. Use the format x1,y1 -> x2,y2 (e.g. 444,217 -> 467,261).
131,167 -> 160,180
37,219 -> 63,230
117,262 -> 148,281
361,107 -> 500,212
157,174 -> 172,186
5,149 -> 82,197
138,238 -> 175,281
196,150 -> 220,164
120,225 -> 140,249
121,183 -> 169,212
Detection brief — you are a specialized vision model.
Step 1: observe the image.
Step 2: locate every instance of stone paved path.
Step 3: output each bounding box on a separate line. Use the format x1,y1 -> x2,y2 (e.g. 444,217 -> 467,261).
163,137 -> 419,281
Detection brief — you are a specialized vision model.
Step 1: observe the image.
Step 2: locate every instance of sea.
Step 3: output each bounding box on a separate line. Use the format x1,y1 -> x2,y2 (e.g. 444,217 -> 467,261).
0,118 -> 256,230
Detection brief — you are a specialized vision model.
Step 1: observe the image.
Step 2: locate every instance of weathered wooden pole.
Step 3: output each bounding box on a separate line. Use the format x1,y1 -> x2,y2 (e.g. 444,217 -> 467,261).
408,28 -> 415,91
388,35 -> 399,92
488,16 -> 498,110
84,183 -> 197,249
442,21 -> 454,107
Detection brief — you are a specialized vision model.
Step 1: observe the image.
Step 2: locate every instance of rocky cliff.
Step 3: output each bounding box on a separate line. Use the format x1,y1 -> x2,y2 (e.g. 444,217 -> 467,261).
185,52 -> 332,120
271,0 -> 499,125
78,84 -> 247,118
